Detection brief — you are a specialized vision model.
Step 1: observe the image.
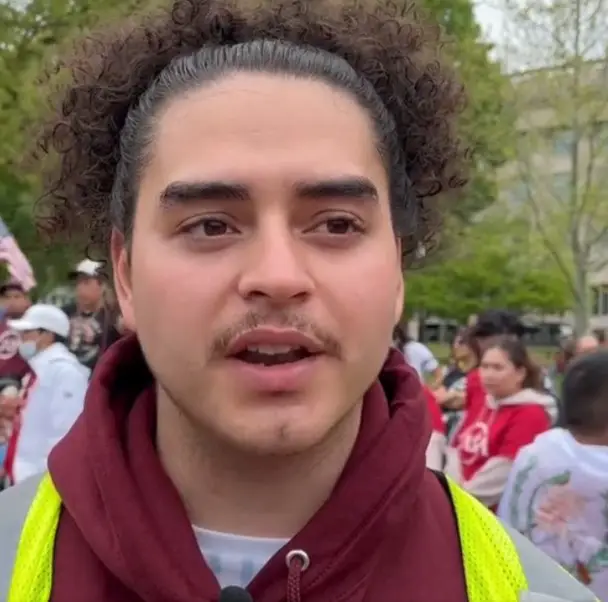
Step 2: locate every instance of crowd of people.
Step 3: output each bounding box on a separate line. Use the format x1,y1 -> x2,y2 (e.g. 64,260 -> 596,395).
0,260 -> 121,486
394,311 -> 608,600
3,266 -> 607,599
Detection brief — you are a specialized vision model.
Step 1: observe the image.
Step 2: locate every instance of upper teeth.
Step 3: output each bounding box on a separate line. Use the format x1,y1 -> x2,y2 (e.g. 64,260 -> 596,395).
246,345 -> 298,354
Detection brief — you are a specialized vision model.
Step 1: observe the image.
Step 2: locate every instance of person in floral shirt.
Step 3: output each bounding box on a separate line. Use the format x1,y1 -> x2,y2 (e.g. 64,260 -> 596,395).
498,349 -> 608,601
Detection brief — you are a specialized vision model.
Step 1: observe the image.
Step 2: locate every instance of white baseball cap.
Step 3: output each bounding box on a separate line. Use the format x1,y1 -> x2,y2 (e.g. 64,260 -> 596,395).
8,304 -> 71,338
68,259 -> 102,279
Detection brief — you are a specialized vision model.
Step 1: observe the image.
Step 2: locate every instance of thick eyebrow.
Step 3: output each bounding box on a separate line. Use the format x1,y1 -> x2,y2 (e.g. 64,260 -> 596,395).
160,181 -> 249,207
294,177 -> 379,202
159,176 -> 378,208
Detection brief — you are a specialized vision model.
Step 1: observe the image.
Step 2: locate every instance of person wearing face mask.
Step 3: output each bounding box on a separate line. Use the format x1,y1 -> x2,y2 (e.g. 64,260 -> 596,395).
0,304 -> 89,485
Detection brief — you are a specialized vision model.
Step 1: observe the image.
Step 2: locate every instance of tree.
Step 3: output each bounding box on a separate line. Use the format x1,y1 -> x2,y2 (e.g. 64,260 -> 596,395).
405,216 -> 572,322
495,0 -> 608,334
0,0 -> 153,293
421,0 -> 516,222
0,0 -> 511,291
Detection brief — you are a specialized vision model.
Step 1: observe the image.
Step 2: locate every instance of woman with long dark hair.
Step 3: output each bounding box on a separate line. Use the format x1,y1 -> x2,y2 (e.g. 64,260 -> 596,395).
446,336 -> 554,510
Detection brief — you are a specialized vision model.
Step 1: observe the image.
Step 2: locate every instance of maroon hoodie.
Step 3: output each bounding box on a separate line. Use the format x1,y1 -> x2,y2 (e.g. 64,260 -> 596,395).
48,335 -> 467,602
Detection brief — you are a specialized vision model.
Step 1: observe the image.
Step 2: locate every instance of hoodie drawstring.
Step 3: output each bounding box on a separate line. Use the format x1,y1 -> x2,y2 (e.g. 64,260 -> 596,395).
285,549 -> 310,602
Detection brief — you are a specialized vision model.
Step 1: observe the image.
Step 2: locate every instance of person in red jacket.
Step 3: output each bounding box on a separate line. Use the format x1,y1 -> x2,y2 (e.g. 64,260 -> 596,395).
446,336 -> 553,510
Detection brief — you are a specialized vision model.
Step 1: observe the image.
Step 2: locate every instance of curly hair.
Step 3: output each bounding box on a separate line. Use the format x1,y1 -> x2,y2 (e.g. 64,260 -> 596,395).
35,0 -> 468,262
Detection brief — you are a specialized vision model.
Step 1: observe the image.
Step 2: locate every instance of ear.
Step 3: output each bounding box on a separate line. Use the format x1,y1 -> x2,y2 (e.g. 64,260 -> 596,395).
394,237 -> 405,324
111,229 -> 136,333
395,274 -> 405,324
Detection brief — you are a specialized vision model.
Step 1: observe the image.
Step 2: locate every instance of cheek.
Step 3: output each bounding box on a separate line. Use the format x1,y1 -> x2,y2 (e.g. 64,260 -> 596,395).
321,243 -> 399,354
129,237 -> 232,347
497,369 -> 514,385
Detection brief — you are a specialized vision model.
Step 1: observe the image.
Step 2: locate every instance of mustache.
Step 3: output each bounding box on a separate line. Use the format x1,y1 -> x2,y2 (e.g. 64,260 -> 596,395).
211,311 -> 342,358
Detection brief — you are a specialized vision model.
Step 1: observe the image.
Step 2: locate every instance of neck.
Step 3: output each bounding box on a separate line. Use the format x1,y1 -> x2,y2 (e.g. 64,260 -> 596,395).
156,390 -> 362,539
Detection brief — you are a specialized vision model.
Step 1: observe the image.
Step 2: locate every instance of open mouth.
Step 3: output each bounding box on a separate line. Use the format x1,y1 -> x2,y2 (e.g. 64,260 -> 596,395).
233,345 -> 317,366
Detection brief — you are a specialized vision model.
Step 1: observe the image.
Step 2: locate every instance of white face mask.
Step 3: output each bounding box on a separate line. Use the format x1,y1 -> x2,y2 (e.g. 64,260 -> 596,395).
18,340 -> 38,361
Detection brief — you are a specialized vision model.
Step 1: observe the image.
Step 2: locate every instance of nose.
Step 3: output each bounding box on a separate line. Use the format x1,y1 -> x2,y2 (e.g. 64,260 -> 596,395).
237,225 -> 314,305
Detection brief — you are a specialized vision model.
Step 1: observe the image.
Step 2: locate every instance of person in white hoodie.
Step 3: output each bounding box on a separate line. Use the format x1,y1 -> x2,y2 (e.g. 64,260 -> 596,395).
498,349 -> 608,601
4,304 -> 89,484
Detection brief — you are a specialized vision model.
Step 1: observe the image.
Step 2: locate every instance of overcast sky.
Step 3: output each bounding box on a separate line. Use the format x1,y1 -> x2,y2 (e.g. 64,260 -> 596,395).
474,1 -> 506,56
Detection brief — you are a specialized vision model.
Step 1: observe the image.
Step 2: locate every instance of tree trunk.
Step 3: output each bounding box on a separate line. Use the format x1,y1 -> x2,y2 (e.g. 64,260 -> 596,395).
573,258 -> 589,335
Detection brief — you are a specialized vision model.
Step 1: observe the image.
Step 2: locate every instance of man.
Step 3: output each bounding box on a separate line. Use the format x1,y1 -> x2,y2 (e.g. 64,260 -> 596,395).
64,259 -> 121,371
499,349 -> 608,601
0,0 -> 596,600
0,304 -> 89,484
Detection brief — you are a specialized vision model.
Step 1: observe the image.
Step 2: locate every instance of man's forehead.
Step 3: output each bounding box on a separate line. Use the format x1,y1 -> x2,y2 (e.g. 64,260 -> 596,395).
149,75 -> 382,169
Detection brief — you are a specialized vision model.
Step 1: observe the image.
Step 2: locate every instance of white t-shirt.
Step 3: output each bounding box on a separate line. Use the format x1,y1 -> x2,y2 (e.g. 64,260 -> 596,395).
498,429 -> 608,601
194,525 -> 287,588
403,341 -> 439,380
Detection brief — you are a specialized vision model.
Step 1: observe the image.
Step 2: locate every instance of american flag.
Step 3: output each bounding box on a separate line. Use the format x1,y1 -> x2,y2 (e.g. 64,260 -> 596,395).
0,217 -> 36,291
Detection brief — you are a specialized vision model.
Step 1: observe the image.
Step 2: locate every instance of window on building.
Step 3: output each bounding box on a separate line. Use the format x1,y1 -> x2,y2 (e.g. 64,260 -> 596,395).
590,285 -> 608,316
591,286 -> 600,316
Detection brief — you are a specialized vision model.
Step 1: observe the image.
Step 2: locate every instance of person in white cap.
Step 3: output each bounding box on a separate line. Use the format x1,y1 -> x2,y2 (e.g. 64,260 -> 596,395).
64,259 -> 122,371
0,304 -> 89,484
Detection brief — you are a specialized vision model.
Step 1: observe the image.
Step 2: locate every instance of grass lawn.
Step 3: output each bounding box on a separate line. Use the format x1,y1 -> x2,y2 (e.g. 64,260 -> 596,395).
426,343 -> 557,368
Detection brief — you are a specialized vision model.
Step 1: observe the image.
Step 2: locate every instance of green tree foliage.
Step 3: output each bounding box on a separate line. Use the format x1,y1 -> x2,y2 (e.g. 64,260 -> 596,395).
0,0 -> 147,293
422,0 -> 515,220
496,0 -> 608,334
0,0 -> 512,292
405,216 -> 572,321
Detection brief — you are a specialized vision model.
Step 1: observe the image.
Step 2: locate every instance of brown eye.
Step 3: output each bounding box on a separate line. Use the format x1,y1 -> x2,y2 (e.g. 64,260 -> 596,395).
327,218 -> 353,234
200,219 -> 230,236
183,218 -> 239,237
313,217 -> 364,235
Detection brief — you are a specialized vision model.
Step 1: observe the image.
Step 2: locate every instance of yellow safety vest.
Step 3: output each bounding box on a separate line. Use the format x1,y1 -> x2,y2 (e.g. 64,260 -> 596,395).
7,472 -> 528,602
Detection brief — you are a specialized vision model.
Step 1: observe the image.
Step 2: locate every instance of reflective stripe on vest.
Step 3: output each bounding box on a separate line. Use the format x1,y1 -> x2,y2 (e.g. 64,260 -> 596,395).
0,473 -> 599,602
7,473 -> 61,602
446,476 -> 527,601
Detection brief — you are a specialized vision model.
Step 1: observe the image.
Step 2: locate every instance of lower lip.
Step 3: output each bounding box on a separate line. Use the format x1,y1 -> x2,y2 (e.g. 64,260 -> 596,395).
226,355 -> 323,393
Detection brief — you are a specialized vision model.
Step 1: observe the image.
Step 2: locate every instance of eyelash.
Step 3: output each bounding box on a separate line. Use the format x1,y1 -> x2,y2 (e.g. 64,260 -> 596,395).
181,216 -> 366,237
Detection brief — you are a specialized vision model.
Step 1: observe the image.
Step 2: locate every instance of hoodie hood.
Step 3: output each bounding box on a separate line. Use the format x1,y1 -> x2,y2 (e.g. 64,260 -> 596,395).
31,342 -> 89,375
489,388 -> 555,409
488,388 -> 557,423
49,334 -> 432,602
